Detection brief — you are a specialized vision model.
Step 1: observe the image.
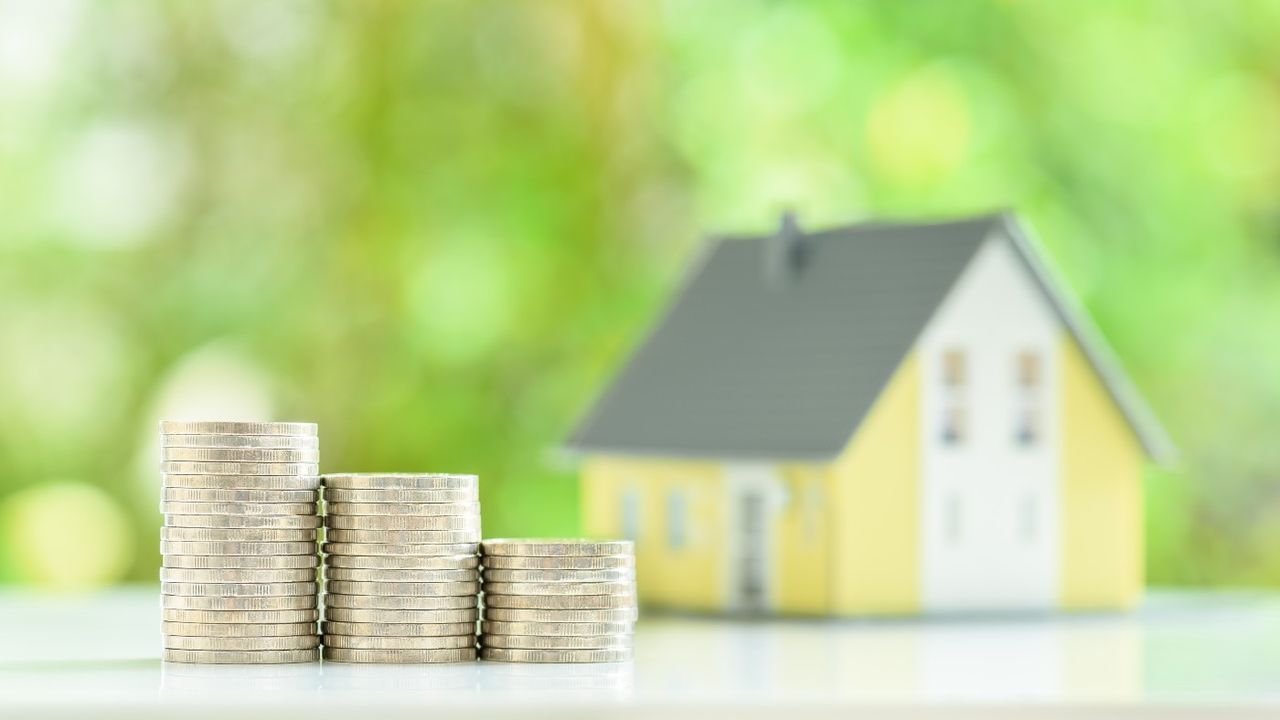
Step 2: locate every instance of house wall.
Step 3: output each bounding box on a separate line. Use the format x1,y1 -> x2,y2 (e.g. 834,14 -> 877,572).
827,352 -> 922,615
1059,335 -> 1144,609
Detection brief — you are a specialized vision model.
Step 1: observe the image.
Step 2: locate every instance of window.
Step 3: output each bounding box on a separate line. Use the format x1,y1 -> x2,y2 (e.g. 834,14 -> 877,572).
621,489 -> 640,542
666,489 -> 688,549
1014,350 -> 1041,447
941,348 -> 967,445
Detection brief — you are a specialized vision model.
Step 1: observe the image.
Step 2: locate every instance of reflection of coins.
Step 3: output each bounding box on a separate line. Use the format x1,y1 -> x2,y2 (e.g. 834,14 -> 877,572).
162,595 -> 317,611
322,488 -> 477,504
481,581 -> 634,597
480,634 -> 631,650
160,567 -> 316,583
161,540 -> 316,555
323,502 -> 479,517
324,529 -> 479,544
324,580 -> 479,597
163,554 -> 318,570
161,501 -> 316,516
482,594 -> 635,610
163,461 -> 319,476
162,447 -> 319,463
160,421 -> 317,435
320,542 -> 477,557
321,634 -> 474,650
163,648 -> 320,664
162,621 -> 316,637
322,607 -> 478,624
164,474 -> 320,491
322,474 -> 477,490
165,635 -> 321,651
324,515 -> 479,531
162,434 -> 319,449
478,647 -> 632,664
163,487 -> 318,503
481,568 -> 634,584
162,608 -> 320,624
480,539 -> 633,557
323,594 -> 476,611
481,620 -> 632,637
161,581 -> 318,597
480,554 -> 633,570
323,567 -> 477,583
325,554 -> 478,570
164,514 -> 321,529
322,647 -> 475,664
161,527 -> 318,542
321,622 -> 476,637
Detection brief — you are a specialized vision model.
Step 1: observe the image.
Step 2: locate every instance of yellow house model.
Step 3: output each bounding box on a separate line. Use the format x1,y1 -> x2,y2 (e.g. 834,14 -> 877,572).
567,211 -> 1174,616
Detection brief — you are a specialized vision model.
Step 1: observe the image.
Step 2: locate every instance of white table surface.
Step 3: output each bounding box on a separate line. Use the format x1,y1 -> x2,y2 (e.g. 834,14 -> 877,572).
1,588 -> 1278,719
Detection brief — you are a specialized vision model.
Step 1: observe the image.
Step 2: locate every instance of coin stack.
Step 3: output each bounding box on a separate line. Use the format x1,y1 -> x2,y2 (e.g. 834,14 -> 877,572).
320,473 -> 482,663
479,539 -> 636,663
160,420 -> 322,664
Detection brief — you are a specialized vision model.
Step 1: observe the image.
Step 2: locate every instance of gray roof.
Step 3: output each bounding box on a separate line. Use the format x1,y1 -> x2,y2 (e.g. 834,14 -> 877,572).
566,212 -> 1174,463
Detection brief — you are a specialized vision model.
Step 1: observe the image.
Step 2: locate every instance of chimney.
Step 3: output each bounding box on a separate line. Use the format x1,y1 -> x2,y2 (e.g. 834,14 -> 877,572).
766,210 -> 805,286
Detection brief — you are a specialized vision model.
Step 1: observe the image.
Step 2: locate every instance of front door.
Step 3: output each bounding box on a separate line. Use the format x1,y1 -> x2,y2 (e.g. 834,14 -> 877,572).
725,464 -> 782,613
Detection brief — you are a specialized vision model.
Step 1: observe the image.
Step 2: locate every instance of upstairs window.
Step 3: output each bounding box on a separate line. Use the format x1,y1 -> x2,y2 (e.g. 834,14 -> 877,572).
941,348 -> 967,445
1014,350 -> 1041,447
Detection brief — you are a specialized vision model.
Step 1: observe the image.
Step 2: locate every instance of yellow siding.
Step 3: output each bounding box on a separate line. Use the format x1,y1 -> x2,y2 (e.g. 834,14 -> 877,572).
580,457 -> 725,610
1059,335 -> 1145,609
772,464 -> 829,614
827,352 -> 922,615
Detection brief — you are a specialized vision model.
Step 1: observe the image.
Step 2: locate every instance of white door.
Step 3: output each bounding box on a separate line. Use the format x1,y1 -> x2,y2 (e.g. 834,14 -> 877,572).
917,237 -> 1061,612
724,464 -> 785,613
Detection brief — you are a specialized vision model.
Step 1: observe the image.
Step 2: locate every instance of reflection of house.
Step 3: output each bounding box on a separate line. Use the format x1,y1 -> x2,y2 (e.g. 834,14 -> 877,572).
567,212 -> 1173,615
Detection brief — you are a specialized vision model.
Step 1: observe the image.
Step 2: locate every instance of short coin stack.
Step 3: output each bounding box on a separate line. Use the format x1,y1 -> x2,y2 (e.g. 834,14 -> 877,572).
479,539 -> 636,663
159,420 -> 322,664
321,473 -> 482,663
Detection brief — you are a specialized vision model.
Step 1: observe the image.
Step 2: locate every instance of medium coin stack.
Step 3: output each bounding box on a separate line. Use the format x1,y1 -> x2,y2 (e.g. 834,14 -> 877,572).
160,420 -> 322,664
479,539 -> 636,663
320,473 -> 482,663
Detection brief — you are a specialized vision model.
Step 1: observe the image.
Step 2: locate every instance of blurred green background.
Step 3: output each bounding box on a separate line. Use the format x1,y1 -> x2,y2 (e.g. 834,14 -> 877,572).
0,0 -> 1278,590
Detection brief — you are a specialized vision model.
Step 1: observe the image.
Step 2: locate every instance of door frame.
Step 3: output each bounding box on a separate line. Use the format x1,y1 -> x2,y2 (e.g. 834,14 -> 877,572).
723,463 -> 784,613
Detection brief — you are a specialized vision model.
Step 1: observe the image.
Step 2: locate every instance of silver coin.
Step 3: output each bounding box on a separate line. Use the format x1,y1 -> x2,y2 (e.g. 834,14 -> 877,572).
480,554 -> 634,570
163,595 -> 317,611
161,581 -> 318,597
163,447 -> 320,463
324,580 -> 479,597
164,554 -> 319,570
164,514 -> 321,529
163,434 -> 319,449
478,647 -> 631,664
321,647 -> 475,664
163,487 -> 319,503
163,648 -> 320,664
480,581 -> 634,597
160,421 -> 317,436
162,461 -> 319,476
162,608 -> 320,624
480,539 -> 633,558
161,501 -> 317,516
164,474 -> 321,490
481,607 -> 638,623
320,542 -> 477,557
482,594 -> 635,610
322,502 -> 480,517
323,607 -> 478,624
323,488 -> 478,504
324,554 -> 478,570
323,594 -> 476,611
162,621 -> 317,637
321,621 -> 475,637
161,540 -> 317,555
480,634 -> 631,650
161,567 -> 317,583
480,620 -> 633,636
162,527 -> 318,542
323,567 -> 476,583
481,568 -> 634,583
322,473 -> 477,491
321,634 -> 474,650
165,634 -> 320,651
324,515 -> 479,531
325,529 -> 479,544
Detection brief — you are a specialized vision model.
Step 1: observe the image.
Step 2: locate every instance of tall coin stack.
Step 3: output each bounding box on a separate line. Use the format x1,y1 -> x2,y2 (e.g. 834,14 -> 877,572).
159,421 -> 322,664
479,539 -> 636,663
320,473 -> 482,663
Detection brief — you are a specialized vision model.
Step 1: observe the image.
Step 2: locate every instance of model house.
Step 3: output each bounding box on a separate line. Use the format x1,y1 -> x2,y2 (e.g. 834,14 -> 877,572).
566,211 -> 1173,615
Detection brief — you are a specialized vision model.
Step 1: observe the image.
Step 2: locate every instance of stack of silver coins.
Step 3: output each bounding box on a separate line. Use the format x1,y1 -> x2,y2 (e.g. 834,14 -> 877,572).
159,421 -> 322,664
320,473 -> 481,663
479,539 -> 636,663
